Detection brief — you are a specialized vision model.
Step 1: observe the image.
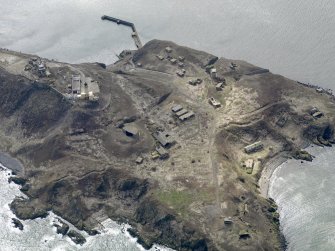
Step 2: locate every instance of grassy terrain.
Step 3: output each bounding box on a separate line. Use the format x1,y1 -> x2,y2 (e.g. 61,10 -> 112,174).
155,188 -> 215,218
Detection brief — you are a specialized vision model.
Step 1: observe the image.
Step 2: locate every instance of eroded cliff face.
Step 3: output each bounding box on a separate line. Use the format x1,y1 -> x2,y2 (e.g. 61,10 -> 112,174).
1,40 -> 334,250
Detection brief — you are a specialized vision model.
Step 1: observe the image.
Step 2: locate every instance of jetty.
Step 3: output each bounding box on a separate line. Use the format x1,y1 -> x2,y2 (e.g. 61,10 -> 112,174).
101,15 -> 142,49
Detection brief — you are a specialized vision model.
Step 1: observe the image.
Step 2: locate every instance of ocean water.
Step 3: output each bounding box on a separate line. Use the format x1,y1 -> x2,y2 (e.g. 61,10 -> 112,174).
0,164 -> 172,251
269,146 -> 335,251
0,0 -> 335,89
1,1 -> 335,250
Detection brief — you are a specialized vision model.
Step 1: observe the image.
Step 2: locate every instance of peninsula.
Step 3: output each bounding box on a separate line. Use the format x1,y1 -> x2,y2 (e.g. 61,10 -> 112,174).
0,39 -> 334,251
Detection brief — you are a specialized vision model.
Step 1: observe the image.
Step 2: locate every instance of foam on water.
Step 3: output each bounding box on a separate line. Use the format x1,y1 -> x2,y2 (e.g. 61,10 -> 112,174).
269,146 -> 335,251
0,164 -> 173,251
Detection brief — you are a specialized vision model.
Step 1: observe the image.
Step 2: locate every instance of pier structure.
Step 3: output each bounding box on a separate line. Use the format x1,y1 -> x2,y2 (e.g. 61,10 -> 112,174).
101,15 -> 142,49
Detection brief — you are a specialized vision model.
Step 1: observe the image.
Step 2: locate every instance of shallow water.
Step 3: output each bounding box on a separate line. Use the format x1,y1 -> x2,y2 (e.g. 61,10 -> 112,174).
0,165 -> 172,251
269,146 -> 335,251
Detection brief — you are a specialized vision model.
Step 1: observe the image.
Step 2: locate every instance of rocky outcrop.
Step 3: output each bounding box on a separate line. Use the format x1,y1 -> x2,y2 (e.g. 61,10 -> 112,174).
293,150 -> 314,162
8,176 -> 26,186
12,218 -> 24,230
10,198 -> 49,220
67,230 -> 86,245
53,219 -> 69,235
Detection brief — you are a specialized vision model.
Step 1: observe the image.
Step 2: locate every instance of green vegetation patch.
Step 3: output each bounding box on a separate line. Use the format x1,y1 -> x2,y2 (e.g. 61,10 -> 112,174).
155,189 -> 214,218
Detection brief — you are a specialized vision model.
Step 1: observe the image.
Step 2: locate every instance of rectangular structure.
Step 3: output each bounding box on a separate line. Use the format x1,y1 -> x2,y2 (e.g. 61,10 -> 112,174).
172,105 -> 183,113
72,75 -> 81,94
179,111 -> 195,121
244,141 -> 263,154
175,109 -> 188,117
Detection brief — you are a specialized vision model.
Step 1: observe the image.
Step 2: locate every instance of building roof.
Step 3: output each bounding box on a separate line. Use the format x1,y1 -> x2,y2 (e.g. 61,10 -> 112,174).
153,131 -> 174,147
156,146 -> 169,159
176,109 -> 188,117
244,141 -> 263,153
172,105 -> 183,113
209,97 -> 221,107
245,159 -> 254,168
123,124 -> 139,136
179,111 -> 195,121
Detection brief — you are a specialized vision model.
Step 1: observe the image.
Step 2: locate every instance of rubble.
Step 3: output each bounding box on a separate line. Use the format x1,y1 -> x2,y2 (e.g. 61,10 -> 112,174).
188,78 -> 202,86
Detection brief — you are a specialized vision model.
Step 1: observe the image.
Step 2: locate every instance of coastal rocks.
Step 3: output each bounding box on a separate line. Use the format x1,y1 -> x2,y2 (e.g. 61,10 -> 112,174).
12,218 -> 24,230
10,198 -> 49,220
8,176 -> 26,186
67,230 -> 86,245
53,219 -> 69,235
128,228 -> 153,250
303,120 -> 334,142
293,150 -> 313,162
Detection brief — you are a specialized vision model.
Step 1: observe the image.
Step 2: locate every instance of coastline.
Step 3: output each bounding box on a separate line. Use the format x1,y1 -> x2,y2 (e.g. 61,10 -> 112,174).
0,152 -> 24,175
258,154 -> 289,198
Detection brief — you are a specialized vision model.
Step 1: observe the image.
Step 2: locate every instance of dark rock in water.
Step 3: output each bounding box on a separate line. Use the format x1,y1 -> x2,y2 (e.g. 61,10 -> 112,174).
67,230 -> 86,245
317,135 -> 332,146
95,62 -> 107,69
128,228 -> 153,250
10,198 -> 49,220
12,218 -> 24,230
86,229 -> 100,236
293,150 -> 313,162
53,219 -> 69,235
20,183 -> 30,192
8,176 -> 27,186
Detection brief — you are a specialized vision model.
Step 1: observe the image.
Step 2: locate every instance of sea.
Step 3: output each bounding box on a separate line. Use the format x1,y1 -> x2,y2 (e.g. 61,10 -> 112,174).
0,1 -> 335,250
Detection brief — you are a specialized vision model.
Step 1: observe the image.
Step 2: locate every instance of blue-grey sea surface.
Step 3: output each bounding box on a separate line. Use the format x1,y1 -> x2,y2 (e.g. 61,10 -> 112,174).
0,0 -> 334,89
269,146 -> 335,251
1,1 -> 335,250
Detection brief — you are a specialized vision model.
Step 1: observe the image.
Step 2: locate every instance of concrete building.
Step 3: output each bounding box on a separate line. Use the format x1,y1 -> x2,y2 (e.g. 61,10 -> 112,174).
165,47 -> 172,53
224,217 -> 233,225
175,109 -> 188,117
244,159 -> 254,168
216,82 -> 224,91
72,75 -> 81,94
244,141 -> 263,154
171,105 -> 183,113
156,146 -> 169,159
179,111 -> 195,121
170,58 -> 177,64
135,157 -> 143,164
123,124 -> 139,137
312,111 -> 323,119
210,68 -> 217,78
209,97 -> 221,108
156,55 -> 164,60
176,70 -> 185,77
153,131 -> 175,147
